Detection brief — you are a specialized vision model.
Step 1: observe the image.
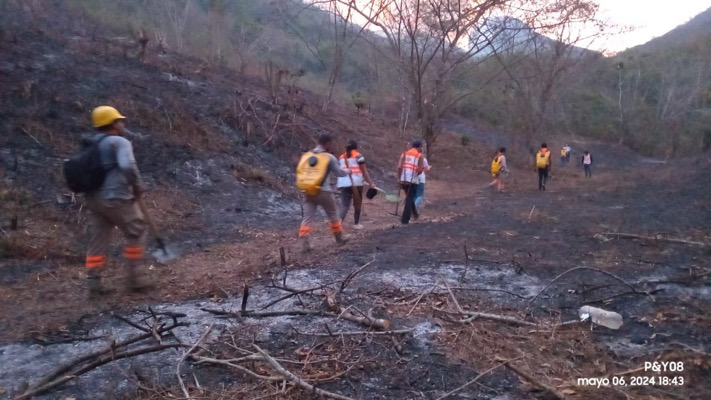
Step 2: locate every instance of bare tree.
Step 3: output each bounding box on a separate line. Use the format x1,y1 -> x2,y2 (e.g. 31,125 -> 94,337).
336,0 -> 602,158
146,0 -> 192,53
279,0 -> 376,111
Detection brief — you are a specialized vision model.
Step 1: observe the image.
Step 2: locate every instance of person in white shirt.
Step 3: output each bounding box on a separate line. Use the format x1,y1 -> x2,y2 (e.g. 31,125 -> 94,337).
336,140 -> 374,230
414,157 -> 431,207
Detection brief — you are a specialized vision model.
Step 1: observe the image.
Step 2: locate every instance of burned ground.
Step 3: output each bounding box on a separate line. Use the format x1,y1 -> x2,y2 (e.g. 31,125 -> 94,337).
1,3 -> 710,400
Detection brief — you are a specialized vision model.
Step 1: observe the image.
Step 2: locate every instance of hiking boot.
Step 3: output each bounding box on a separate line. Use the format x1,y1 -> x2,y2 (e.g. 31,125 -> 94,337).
87,270 -> 113,297
126,264 -> 155,293
334,232 -> 350,245
126,275 -> 156,293
300,236 -> 312,254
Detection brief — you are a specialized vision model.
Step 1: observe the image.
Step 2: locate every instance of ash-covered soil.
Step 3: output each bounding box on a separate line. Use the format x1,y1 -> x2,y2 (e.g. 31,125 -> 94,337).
1,2 -> 710,399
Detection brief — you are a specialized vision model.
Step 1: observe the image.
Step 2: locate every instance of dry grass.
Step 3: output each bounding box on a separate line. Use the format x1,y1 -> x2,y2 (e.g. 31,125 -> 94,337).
232,162 -> 288,192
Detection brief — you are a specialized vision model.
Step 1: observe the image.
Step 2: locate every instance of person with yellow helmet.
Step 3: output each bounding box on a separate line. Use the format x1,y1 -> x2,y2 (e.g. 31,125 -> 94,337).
81,106 -> 150,296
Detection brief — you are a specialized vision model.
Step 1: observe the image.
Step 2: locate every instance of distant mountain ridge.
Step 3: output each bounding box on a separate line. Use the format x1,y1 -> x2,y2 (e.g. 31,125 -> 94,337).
630,6 -> 711,51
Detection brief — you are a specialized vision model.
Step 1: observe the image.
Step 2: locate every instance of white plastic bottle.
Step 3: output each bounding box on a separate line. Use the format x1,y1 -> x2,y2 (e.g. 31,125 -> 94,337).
579,305 -> 623,329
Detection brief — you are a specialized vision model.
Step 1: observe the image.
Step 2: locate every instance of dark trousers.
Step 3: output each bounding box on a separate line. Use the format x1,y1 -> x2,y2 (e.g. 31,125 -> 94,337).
584,164 -> 592,177
538,168 -> 549,190
400,183 -> 419,224
339,186 -> 364,224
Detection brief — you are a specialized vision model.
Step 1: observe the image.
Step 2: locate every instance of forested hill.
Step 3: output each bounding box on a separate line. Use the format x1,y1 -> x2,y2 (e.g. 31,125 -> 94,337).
3,0 -> 710,157
631,6 -> 711,51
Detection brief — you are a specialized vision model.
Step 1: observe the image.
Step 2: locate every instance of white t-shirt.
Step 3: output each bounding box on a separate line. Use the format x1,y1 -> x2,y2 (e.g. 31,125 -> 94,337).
418,158 -> 430,183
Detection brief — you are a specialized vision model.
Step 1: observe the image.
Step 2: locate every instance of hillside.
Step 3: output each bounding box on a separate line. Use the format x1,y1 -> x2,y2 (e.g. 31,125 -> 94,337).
1,2 -> 710,400
633,6 -> 711,51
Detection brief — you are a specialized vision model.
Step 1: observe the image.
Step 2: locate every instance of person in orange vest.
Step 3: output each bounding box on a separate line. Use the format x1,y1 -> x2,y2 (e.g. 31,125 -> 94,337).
82,106 -> 151,296
489,147 -> 509,191
337,140 -> 374,229
582,150 -> 593,177
397,140 -> 425,224
535,142 -> 552,191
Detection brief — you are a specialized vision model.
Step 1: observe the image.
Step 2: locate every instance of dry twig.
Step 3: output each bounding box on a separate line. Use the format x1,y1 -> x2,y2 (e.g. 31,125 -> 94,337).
177,324 -> 213,400
436,357 -> 520,400
527,266 -> 649,307
253,345 -> 355,400
498,358 -> 567,400
601,232 -> 708,247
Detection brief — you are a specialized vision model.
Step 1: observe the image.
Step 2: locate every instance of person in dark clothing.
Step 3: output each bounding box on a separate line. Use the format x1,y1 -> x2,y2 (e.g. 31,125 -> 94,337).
582,150 -> 593,177
536,142 -> 552,191
397,140 -> 424,224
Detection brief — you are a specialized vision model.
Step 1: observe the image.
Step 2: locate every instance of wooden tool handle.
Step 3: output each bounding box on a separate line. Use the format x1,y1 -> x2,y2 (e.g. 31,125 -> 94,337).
137,197 -> 161,239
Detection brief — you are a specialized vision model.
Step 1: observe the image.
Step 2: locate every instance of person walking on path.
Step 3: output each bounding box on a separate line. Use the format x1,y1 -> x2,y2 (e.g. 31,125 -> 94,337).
536,143 -> 552,191
297,134 -> 352,253
337,140 -> 374,230
397,140 -> 425,224
582,150 -> 593,177
564,144 -> 571,163
560,146 -> 567,166
414,156 -> 431,208
489,147 -> 509,191
82,106 -> 151,296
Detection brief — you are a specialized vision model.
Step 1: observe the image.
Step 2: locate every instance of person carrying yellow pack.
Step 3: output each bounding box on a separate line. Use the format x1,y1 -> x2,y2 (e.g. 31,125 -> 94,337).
296,134 -> 352,253
536,143 -> 551,191
489,147 -> 509,191
560,147 -> 567,166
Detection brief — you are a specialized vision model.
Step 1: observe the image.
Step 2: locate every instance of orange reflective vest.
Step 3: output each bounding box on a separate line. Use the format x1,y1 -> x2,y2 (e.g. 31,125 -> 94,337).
337,150 -> 364,187
399,148 -> 422,183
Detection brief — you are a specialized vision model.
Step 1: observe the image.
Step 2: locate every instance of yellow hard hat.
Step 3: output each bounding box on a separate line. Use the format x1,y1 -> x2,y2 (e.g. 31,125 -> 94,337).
92,106 -> 126,128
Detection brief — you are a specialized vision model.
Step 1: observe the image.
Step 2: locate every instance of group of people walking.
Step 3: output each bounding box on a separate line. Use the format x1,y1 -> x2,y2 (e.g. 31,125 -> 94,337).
69,105 -> 438,297
296,138 -> 431,254
489,143 -> 594,193
69,104 -> 597,297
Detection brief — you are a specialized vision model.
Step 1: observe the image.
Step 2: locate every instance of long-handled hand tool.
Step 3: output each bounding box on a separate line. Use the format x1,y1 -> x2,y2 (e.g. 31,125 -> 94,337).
137,197 -> 179,264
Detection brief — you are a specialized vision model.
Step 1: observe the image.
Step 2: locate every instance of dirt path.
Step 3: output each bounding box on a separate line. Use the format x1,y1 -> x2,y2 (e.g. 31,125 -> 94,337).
2,153 -> 709,399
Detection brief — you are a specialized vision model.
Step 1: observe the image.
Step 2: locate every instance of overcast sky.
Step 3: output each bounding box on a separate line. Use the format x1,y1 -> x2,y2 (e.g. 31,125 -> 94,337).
597,1 -> 710,51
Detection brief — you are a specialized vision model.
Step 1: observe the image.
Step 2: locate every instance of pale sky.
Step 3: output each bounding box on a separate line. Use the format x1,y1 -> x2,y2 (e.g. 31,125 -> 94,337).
596,0 -> 710,52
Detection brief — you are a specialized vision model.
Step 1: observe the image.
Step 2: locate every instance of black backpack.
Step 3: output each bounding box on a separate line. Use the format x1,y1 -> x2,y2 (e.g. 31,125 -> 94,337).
63,135 -> 111,193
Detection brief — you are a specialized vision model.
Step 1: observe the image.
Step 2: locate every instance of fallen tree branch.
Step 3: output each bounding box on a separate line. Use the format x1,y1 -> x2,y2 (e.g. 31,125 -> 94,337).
260,279 -> 343,310
26,318 -> 188,392
586,288 -> 664,304
435,307 -> 537,327
324,291 -> 390,330
601,232 -> 709,247
292,327 -> 414,337
15,343 -> 183,400
253,345 -> 355,400
190,355 -> 281,381
203,307 -> 390,330
527,267 -> 648,307
498,358 -> 567,400
445,287 -> 529,300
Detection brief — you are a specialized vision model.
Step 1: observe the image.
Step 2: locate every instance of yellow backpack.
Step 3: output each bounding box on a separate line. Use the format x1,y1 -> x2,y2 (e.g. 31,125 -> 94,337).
491,155 -> 502,175
536,150 -> 550,168
296,152 -> 331,197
